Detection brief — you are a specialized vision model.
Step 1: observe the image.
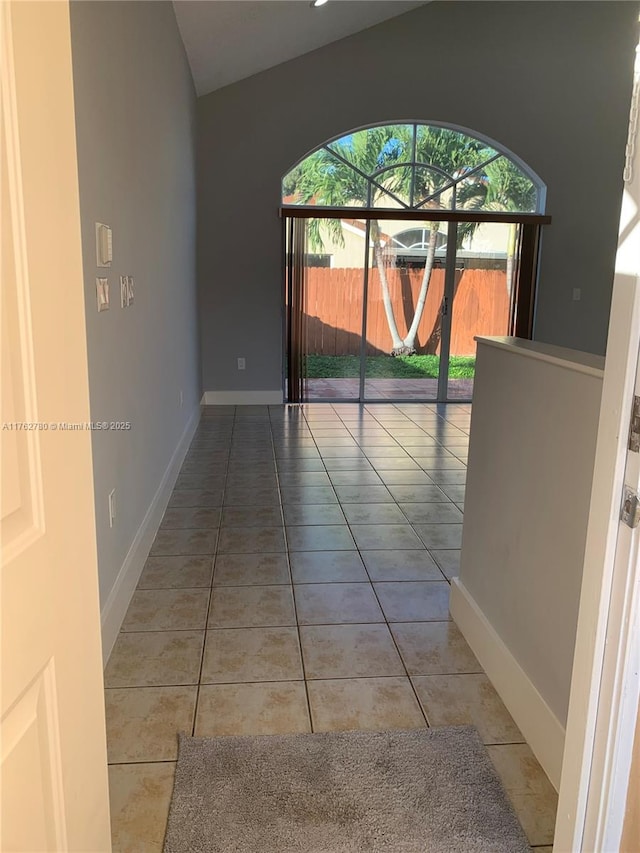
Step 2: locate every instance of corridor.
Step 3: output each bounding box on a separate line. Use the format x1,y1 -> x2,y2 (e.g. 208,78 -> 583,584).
104,403 -> 557,852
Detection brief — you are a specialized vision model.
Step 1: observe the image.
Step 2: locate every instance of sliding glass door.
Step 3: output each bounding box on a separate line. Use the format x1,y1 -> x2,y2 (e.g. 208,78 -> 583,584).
285,216 -> 365,403
363,219 -> 445,401
285,213 -> 541,404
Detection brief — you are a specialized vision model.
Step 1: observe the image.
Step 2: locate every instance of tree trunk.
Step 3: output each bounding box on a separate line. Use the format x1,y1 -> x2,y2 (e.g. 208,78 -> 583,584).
424,268 -> 464,354
371,220 -> 404,353
401,221 -> 439,353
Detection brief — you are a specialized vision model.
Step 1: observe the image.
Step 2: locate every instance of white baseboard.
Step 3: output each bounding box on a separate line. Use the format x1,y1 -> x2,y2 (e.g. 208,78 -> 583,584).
450,578 -> 565,790
100,406 -> 200,665
201,390 -> 283,405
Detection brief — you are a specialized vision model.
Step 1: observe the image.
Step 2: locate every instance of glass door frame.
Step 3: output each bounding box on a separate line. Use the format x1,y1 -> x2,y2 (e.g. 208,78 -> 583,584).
282,207 -> 551,404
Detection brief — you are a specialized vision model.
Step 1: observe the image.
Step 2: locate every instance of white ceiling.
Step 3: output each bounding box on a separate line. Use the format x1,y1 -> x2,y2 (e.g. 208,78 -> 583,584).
173,1 -> 426,96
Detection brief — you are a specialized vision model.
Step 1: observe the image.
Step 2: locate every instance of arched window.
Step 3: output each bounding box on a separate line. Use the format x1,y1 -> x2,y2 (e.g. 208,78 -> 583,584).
282,122 -> 544,214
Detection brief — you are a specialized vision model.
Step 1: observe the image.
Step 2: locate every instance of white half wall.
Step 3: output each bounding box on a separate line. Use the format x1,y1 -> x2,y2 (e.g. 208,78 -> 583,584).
450,578 -> 566,789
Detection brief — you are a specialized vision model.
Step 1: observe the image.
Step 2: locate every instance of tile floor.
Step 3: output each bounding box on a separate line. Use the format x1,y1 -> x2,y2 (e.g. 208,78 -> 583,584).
105,402 -> 558,852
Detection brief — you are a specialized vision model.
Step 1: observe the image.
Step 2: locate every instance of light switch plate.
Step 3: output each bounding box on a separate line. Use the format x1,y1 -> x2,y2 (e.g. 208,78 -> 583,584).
96,277 -> 109,312
96,222 -> 112,267
120,275 -> 128,308
126,276 -> 134,306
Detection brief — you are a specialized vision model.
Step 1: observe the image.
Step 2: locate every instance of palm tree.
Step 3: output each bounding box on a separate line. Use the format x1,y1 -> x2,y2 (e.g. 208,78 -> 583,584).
482,157 -> 537,297
294,125 -> 411,352
287,125 -> 535,355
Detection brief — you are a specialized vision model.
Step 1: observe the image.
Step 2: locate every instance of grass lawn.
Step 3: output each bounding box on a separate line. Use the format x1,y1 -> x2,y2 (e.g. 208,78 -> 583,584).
306,354 -> 475,379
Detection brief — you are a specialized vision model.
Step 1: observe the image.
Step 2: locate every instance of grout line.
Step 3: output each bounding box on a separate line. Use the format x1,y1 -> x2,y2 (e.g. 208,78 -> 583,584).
270,406 -> 314,734
190,406 -> 236,737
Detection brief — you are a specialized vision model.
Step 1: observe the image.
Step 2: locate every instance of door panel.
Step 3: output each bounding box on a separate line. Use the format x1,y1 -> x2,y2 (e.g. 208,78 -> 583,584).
286,217 -> 365,402
446,222 -> 515,400
363,219 -> 442,401
1,3 -> 111,850
284,216 -> 536,404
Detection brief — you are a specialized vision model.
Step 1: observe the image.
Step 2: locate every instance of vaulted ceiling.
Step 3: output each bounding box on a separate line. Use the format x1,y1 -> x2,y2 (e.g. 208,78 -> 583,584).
173,1 -> 427,96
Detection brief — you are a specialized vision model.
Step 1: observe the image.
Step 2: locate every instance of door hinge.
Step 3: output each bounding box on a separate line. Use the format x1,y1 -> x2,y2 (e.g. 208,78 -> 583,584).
621,485 -> 640,529
628,395 -> 640,452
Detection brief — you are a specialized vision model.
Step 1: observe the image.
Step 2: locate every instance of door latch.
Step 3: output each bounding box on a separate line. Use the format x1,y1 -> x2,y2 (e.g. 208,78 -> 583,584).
621,485 -> 640,528
628,396 -> 640,452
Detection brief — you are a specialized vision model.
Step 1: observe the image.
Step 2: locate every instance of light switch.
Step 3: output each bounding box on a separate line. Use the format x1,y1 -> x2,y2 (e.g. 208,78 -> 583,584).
96,223 -> 112,267
126,276 -> 134,306
96,277 -> 109,312
120,275 -> 128,308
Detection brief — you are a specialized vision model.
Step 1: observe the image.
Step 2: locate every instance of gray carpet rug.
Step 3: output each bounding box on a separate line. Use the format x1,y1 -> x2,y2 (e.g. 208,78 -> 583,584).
163,726 -> 531,853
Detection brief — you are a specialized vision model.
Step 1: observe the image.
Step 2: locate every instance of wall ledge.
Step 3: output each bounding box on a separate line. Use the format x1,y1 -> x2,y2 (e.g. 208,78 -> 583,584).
450,578 -> 565,790
100,405 -> 200,664
201,390 -> 283,405
475,336 -> 605,378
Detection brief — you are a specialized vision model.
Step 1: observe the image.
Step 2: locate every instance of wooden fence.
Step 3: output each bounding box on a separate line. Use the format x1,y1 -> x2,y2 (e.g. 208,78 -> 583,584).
304,267 -> 510,356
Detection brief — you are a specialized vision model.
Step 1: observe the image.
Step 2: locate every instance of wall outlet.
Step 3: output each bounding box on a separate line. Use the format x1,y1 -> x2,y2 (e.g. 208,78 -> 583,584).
108,489 -> 116,528
572,288 -> 581,302
237,357 -> 246,370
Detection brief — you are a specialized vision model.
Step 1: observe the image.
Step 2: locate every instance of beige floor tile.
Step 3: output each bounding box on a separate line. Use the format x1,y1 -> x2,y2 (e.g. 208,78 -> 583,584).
430,549 -> 461,580
217,525 -> 286,554
427,470 -> 467,485
440,484 -> 466,503
414,523 -> 463,549
487,743 -> 558,847
168,489 -> 223,508
221,505 -> 283,527
149,528 -> 218,556
213,553 -> 290,586
399,503 -> 464,524
121,588 -> 210,632
374,581 -> 451,622
307,677 -> 426,731
390,621 -> 481,675
109,762 -> 175,853
201,627 -> 303,683
387,485 -> 449,503
283,504 -> 346,526
286,524 -> 356,551
160,507 -> 221,529
104,631 -> 204,688
289,551 -> 368,583
223,486 -> 280,506
412,673 -> 523,744
341,503 -> 407,525
300,623 -> 405,679
137,555 -> 213,589
294,583 -> 384,624
333,485 -> 393,503
350,524 -> 424,550
361,550 -> 443,581
208,585 -> 295,628
105,686 -> 196,763
194,682 -> 310,736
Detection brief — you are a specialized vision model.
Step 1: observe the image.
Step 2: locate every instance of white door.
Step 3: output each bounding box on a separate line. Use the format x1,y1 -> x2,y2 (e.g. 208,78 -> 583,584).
1,2 -> 111,850
554,37 -> 640,853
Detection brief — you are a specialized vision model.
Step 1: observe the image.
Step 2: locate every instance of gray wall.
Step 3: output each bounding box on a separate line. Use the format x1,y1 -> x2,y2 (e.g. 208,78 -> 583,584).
70,1 -> 200,607
197,1 -> 637,394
